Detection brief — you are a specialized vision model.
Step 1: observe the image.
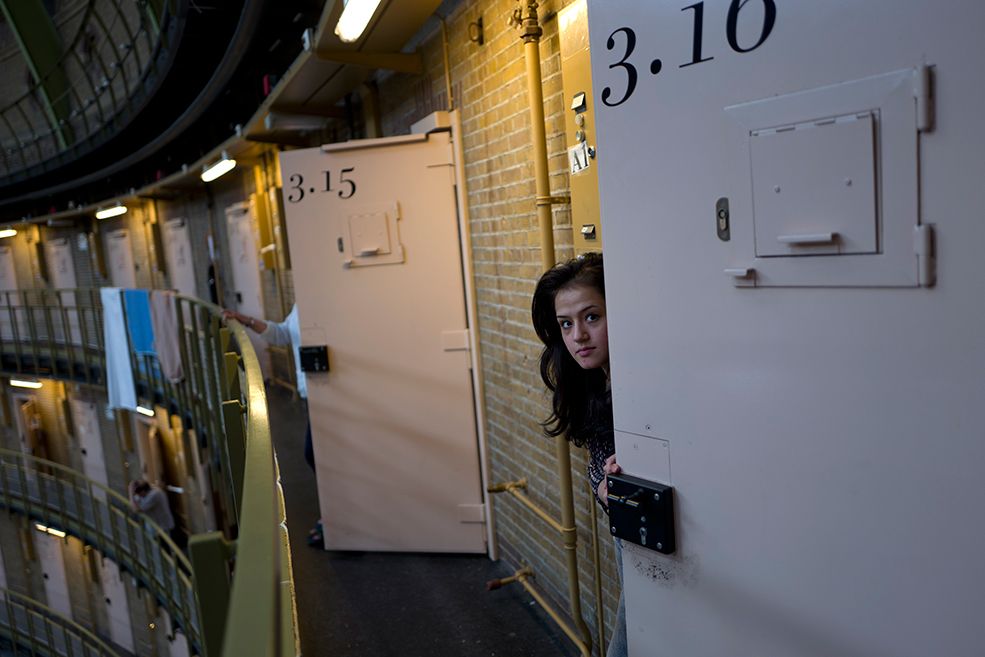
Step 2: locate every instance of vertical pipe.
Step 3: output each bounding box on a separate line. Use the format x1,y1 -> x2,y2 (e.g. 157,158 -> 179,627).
520,28 -> 556,265
516,1 -> 591,648
441,19 -> 454,111
590,494 -> 607,652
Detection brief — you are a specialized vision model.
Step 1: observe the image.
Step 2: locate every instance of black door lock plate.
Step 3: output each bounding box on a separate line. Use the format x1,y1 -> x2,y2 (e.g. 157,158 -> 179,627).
607,473 -> 676,554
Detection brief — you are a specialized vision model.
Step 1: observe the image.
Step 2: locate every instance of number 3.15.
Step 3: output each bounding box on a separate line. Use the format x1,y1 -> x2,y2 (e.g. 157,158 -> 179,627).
286,167 -> 357,203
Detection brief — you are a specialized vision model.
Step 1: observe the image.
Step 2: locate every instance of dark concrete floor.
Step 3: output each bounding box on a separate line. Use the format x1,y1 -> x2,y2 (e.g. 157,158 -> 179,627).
267,386 -> 579,657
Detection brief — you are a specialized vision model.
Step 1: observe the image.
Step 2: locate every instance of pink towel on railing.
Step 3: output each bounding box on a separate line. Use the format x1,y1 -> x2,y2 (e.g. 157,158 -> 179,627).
150,290 -> 184,383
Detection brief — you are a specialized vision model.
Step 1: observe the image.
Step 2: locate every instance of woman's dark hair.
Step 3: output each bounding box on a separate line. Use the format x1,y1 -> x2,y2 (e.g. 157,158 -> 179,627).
531,252 -> 609,446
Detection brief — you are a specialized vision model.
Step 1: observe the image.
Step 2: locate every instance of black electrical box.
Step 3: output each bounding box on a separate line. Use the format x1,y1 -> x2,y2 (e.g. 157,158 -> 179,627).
299,346 -> 329,372
607,473 -> 676,554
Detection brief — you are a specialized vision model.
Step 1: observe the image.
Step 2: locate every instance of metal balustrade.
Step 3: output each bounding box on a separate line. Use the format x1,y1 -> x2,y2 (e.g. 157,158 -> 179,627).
0,288 -> 104,385
0,288 -> 297,657
0,450 -> 200,654
0,586 -> 124,657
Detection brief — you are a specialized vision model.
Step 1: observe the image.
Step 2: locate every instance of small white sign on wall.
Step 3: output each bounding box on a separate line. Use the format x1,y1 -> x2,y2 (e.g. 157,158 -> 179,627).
568,141 -> 591,174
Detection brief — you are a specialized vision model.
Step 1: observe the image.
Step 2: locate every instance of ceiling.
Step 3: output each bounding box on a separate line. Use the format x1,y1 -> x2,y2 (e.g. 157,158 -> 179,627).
0,0 -> 442,222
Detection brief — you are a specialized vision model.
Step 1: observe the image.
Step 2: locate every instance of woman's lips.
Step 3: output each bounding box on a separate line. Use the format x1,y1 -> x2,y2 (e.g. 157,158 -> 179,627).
577,347 -> 595,356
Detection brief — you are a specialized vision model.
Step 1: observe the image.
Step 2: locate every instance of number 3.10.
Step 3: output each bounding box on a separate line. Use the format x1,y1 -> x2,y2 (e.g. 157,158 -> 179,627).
601,0 -> 777,108
285,167 -> 357,203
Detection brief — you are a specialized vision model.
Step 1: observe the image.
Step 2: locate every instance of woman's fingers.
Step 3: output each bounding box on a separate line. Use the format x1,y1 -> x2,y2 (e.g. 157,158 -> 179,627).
603,453 -> 622,475
597,478 -> 609,507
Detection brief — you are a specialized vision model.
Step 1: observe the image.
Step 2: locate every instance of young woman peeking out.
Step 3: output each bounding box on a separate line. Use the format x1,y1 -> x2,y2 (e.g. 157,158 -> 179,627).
531,252 -> 627,657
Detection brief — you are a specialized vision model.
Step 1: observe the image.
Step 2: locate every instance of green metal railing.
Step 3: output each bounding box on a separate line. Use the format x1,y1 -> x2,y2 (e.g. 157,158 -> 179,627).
0,287 -> 298,657
0,586 -> 125,657
0,449 -> 197,652
0,0 -> 179,178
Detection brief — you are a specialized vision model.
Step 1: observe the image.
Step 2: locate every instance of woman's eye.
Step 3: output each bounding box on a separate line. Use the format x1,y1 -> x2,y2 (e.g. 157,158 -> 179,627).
586,313 -> 600,322
559,319 -> 572,329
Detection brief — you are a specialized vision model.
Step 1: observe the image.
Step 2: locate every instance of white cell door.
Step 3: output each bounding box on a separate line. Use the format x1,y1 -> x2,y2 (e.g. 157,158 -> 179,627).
162,609 -> 191,657
279,130 -> 485,553
0,244 -> 21,342
135,419 -> 163,485
224,200 -> 269,374
34,532 -> 72,620
71,399 -> 108,501
98,559 -> 135,652
12,397 -> 40,487
45,238 -> 81,344
163,219 -> 197,296
106,229 -> 137,288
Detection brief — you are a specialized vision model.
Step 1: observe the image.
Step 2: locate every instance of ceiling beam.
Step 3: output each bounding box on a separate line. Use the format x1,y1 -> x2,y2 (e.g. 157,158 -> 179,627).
0,0 -> 73,148
312,49 -> 423,74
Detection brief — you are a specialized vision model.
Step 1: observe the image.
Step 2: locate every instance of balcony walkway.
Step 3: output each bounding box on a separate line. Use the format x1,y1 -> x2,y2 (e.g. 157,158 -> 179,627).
268,386 -> 579,657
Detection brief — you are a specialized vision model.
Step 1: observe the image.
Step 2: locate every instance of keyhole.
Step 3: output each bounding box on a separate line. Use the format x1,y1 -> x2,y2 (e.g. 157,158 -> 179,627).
639,526 -> 648,546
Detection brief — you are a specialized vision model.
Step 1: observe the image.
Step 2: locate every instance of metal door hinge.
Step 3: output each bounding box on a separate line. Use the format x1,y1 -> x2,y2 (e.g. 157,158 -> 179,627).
457,503 -> 486,524
914,224 -> 935,287
913,65 -> 934,132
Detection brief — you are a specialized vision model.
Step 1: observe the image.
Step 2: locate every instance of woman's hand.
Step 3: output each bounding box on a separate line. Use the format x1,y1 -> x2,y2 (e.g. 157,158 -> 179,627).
222,310 -> 265,333
597,454 -> 622,507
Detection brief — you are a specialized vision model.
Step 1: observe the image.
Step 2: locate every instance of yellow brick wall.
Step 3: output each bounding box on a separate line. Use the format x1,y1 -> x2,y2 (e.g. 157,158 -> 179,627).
376,1 -> 621,649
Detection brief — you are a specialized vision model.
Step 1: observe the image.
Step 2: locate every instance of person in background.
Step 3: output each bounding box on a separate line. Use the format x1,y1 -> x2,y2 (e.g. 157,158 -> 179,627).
531,252 -> 627,657
130,479 -> 184,549
222,306 -> 322,547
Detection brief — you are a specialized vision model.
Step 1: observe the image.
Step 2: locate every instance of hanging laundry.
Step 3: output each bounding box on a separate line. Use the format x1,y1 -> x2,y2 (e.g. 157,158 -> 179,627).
123,289 -> 155,355
101,287 -> 136,410
150,290 -> 184,382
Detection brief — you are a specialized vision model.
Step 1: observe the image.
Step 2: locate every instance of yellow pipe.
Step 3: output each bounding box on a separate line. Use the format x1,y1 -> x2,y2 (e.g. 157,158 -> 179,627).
488,478 -> 570,535
514,0 -> 592,650
590,493 -> 607,653
488,567 -> 591,657
519,10 -> 556,268
441,19 -> 454,110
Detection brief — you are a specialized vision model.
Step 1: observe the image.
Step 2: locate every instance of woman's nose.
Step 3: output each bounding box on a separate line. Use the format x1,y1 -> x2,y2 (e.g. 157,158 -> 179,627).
573,324 -> 589,341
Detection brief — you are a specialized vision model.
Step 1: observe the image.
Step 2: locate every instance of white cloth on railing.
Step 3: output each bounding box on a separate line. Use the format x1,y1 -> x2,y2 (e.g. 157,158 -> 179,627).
150,290 -> 183,383
101,287 -> 136,410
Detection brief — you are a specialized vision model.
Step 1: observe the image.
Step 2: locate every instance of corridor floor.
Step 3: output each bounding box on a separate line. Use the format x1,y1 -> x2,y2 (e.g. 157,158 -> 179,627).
267,386 -> 580,657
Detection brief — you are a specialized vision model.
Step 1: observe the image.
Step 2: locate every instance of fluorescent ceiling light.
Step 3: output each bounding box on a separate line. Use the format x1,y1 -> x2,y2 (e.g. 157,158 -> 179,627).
201,154 -> 236,182
335,0 -> 383,42
95,204 -> 127,220
0,229 -> 16,239
35,523 -> 66,538
136,406 -> 155,417
10,379 -> 42,389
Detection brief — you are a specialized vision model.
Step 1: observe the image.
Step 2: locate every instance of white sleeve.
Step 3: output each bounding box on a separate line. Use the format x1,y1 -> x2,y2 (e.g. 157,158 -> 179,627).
260,318 -> 293,346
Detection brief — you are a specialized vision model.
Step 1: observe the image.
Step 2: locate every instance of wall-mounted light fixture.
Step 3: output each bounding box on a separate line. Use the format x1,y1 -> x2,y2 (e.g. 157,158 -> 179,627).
10,379 -> 42,389
335,0 -> 383,43
95,203 -> 127,220
135,405 -> 155,417
0,229 -> 16,239
34,523 -> 67,538
201,152 -> 236,182
468,17 -> 484,45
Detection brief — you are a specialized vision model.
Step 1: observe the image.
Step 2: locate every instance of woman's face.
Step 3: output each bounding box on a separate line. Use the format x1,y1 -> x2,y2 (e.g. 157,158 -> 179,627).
554,283 -> 609,372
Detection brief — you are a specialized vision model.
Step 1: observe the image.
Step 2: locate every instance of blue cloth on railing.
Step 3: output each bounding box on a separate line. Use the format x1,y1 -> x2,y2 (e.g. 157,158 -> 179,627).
101,287 -> 136,410
123,289 -> 156,356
